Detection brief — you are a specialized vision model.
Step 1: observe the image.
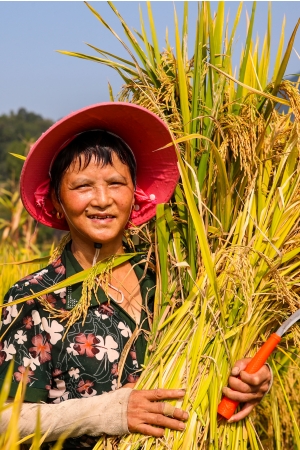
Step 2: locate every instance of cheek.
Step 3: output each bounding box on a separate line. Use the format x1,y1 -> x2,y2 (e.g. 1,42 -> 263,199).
60,191 -> 91,212
114,190 -> 134,210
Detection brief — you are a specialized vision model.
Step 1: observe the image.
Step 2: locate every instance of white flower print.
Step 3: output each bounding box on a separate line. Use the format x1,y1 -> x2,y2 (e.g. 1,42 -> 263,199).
48,379 -> 69,404
111,379 -> 121,391
31,310 -> 41,326
41,317 -> 63,345
3,296 -> 18,325
14,330 -> 27,345
132,359 -> 139,369
23,355 -> 40,370
66,343 -> 79,356
68,367 -> 80,379
94,310 -> 109,320
3,341 -> 16,360
95,335 -> 119,363
53,287 -> 66,298
118,322 -> 132,338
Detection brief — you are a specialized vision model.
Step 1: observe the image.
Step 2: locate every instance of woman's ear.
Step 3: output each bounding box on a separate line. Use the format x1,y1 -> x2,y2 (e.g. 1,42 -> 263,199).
50,189 -> 62,214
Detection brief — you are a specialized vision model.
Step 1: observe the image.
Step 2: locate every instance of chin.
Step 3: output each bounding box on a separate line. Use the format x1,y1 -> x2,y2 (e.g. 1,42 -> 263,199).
87,232 -> 124,247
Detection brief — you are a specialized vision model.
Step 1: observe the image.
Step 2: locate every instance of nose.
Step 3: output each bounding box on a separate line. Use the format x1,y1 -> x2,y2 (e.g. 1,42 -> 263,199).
90,185 -> 113,209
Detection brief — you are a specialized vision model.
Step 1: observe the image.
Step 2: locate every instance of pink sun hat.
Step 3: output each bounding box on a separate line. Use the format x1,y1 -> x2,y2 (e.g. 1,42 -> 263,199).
20,102 -> 179,230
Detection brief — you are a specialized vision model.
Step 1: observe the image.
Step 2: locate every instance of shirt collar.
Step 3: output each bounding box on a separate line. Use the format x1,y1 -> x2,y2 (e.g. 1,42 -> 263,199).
61,242 -> 155,310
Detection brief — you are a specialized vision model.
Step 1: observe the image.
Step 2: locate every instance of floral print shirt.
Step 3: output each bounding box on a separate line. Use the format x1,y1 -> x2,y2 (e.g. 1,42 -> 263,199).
0,243 -> 155,448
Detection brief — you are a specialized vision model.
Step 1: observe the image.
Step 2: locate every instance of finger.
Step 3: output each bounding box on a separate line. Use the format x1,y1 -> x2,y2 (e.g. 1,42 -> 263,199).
228,375 -> 269,394
148,402 -> 189,421
239,365 -> 271,386
144,388 -> 186,402
228,401 -> 257,423
146,412 -> 186,431
222,387 -> 263,403
228,376 -> 255,393
131,423 -> 165,437
231,358 -> 252,376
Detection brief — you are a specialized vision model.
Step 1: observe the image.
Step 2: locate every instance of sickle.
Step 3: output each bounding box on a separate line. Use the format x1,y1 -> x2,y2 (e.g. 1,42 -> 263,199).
217,309 -> 300,419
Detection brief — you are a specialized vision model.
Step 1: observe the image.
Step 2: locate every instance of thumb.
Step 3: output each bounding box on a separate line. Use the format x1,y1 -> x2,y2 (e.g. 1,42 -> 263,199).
231,358 -> 252,376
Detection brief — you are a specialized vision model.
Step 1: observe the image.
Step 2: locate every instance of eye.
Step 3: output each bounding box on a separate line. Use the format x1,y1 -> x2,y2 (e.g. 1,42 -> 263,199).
73,183 -> 91,190
110,180 -> 125,186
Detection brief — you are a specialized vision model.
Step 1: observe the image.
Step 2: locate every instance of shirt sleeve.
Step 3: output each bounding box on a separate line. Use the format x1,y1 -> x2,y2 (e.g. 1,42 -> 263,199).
0,285 -> 53,402
1,388 -> 132,440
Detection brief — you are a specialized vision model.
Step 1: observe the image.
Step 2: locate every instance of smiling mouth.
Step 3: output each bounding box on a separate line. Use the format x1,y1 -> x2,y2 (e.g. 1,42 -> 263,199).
88,215 -> 115,220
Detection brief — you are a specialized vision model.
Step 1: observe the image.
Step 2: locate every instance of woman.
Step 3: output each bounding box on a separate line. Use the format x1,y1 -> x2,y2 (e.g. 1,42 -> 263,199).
0,103 -> 271,448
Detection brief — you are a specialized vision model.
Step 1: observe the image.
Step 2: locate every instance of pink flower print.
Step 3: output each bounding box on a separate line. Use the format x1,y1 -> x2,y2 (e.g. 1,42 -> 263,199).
20,274 -> 35,282
51,258 -> 66,275
73,333 -> 100,358
127,373 -> 140,383
14,366 -> 35,384
97,303 -> 114,317
23,316 -> 34,329
77,379 -> 94,395
129,349 -> 137,360
111,363 -> 118,376
0,342 -> 6,366
51,257 -> 61,267
1,308 -> 9,321
29,334 -> 52,364
23,269 -> 48,286
52,368 -> 62,378
26,299 -> 35,305
41,294 -> 57,306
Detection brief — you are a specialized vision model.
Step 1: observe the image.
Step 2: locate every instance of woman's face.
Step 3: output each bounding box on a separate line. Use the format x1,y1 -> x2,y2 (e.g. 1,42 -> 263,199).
53,153 -> 135,251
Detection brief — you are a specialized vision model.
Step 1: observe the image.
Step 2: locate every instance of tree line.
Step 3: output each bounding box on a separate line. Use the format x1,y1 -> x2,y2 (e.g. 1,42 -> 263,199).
0,109 -> 56,248
0,108 -> 53,183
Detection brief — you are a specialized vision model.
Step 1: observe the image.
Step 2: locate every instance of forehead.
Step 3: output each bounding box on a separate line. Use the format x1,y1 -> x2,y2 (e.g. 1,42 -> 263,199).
67,153 -> 130,173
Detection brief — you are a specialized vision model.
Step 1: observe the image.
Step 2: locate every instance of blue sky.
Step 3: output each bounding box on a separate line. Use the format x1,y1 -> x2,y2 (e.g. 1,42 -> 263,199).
1,1 -> 299,121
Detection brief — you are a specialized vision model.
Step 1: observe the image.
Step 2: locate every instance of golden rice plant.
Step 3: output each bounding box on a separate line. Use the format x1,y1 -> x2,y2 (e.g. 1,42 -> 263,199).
59,2 -> 300,448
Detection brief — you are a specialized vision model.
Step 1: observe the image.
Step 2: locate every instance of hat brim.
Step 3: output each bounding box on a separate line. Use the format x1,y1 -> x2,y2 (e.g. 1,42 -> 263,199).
20,102 -> 179,230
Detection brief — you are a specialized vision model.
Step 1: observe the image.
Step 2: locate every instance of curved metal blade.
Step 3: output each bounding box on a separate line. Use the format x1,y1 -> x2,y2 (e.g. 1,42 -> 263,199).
276,309 -> 300,337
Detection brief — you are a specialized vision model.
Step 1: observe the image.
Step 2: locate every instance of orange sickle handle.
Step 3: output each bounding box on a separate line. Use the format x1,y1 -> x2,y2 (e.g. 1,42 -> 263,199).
217,333 -> 281,420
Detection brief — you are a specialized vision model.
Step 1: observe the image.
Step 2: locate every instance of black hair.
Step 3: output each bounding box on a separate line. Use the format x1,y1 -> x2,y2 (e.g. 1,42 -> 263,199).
50,130 -> 137,201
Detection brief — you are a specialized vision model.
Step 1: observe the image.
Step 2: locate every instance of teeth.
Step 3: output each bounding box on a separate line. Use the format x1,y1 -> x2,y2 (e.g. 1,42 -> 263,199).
89,215 -> 113,219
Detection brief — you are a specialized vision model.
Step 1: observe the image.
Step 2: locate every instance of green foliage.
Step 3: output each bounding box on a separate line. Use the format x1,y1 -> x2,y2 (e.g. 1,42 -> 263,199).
0,108 -> 53,182
0,108 -> 58,249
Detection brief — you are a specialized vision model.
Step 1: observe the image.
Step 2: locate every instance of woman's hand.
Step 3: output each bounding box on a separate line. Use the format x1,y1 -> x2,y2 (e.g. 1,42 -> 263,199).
127,388 -> 188,437
223,358 -> 272,423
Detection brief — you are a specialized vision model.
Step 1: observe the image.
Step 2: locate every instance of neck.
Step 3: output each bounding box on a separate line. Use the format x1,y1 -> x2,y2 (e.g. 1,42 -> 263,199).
70,238 -> 125,269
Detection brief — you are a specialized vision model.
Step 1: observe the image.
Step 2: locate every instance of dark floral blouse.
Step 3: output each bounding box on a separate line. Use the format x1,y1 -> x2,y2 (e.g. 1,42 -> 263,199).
0,243 -> 155,449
